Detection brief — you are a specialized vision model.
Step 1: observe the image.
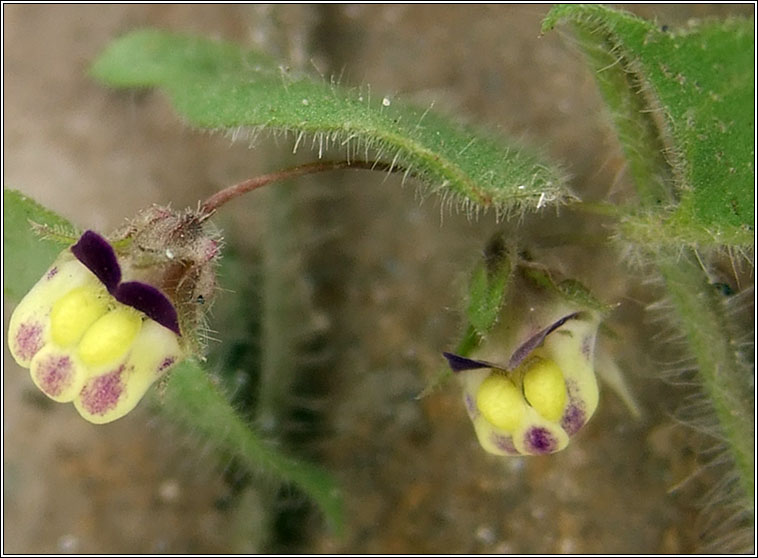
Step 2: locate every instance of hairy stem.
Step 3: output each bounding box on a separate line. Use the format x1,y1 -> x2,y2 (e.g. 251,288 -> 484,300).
659,254 -> 754,506
162,359 -> 344,532
201,160 -> 399,215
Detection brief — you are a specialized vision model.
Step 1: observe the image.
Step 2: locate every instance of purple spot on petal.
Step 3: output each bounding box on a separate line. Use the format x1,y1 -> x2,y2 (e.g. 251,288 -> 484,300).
157,357 -> 176,374
524,427 -> 558,454
15,322 -> 44,362
46,266 -> 59,280
491,432 -> 520,455
114,281 -> 180,336
71,231 -> 121,292
33,353 -> 73,397
79,366 -> 125,416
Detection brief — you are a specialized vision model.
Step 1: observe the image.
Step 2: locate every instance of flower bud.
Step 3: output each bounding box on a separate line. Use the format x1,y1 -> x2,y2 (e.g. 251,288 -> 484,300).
8,206 -> 220,424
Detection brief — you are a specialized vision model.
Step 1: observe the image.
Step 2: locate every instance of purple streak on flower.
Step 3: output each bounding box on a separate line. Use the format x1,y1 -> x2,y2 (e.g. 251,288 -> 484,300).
581,335 -> 593,360
46,266 -> 59,280
507,312 -> 580,370
71,230 -> 121,293
115,281 -> 181,336
464,393 -> 478,418
491,433 -> 519,455
524,427 -> 558,454
561,404 -> 586,436
561,379 -> 587,436
14,322 -> 44,362
157,357 -> 176,374
442,352 -> 505,373
79,365 -> 126,416
33,353 -> 73,397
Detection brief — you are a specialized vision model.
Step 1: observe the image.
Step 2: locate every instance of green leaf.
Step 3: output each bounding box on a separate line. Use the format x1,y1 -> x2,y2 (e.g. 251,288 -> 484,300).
161,359 -> 344,533
3,189 -> 78,301
543,5 -> 754,248
91,29 -> 569,216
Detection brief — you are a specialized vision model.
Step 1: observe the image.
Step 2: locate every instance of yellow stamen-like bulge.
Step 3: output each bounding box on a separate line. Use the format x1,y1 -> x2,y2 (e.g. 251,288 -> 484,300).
476,374 -> 525,431
523,357 -> 566,422
50,286 -> 109,347
77,307 -> 142,367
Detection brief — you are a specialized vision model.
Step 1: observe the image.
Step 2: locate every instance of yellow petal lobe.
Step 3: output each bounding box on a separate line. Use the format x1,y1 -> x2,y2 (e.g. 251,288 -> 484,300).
29,345 -> 87,402
8,258 -> 97,366
75,320 -> 183,424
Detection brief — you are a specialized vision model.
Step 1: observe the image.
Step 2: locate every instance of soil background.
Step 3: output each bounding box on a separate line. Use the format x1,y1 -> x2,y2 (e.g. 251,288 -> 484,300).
3,4 -> 753,554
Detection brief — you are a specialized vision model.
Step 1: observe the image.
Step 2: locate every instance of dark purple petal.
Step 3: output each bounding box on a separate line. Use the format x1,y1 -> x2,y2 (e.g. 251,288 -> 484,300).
115,281 -> 181,336
71,230 -> 121,292
507,312 -> 580,370
442,352 -> 506,373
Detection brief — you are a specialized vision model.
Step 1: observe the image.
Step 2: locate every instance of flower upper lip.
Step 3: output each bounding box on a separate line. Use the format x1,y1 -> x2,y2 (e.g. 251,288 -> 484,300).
71,230 -> 122,292
506,311 -> 580,369
71,230 -> 181,336
443,311 -> 581,373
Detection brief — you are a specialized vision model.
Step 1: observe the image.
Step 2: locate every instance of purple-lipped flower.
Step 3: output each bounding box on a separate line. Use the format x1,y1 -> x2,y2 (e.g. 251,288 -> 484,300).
444,258 -> 609,456
8,206 -> 220,423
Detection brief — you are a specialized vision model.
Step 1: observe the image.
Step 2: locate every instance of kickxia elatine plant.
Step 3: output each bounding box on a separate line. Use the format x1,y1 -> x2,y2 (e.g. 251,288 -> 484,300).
3,5 -> 753,550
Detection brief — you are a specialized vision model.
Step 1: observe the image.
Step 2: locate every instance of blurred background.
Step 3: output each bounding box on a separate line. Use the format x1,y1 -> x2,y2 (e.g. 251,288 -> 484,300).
3,4 -> 753,553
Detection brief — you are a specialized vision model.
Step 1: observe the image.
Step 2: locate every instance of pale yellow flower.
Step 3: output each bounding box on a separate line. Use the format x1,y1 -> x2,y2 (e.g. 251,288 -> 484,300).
8,230 -> 185,423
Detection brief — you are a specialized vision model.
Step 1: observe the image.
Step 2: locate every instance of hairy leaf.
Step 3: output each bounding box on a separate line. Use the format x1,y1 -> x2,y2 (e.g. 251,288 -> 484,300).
543,5 -> 754,248
91,29 -> 569,216
3,189 -> 79,300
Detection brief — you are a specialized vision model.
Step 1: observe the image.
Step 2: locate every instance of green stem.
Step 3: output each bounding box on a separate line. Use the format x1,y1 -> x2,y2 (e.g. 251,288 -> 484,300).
658,254 -> 754,506
161,359 -> 344,533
